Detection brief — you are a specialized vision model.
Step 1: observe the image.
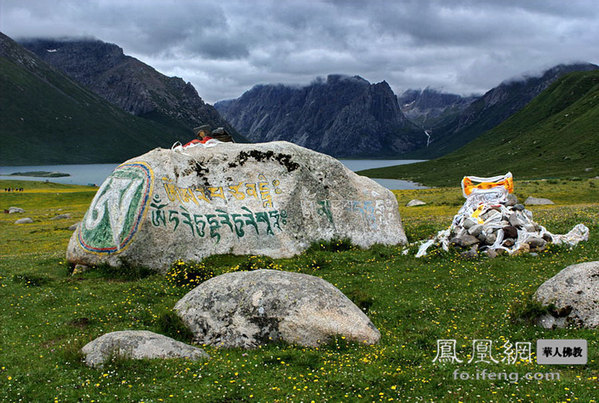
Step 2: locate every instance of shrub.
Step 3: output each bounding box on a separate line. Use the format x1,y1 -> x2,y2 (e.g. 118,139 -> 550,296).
237,255 -> 277,271
165,260 -> 215,289
345,288 -> 374,313
12,272 -> 50,287
306,238 -> 356,253
155,309 -> 195,343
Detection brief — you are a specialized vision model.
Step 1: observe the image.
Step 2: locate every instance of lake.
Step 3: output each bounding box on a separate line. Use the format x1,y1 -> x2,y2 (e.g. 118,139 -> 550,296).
0,159 -> 427,190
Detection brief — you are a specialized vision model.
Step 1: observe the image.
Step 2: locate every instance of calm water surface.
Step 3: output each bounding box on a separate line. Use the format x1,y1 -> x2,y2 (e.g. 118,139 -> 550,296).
0,159 -> 427,190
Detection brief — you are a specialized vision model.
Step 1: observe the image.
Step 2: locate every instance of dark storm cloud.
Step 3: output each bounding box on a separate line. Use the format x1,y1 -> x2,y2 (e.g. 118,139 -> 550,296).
1,0 -> 598,103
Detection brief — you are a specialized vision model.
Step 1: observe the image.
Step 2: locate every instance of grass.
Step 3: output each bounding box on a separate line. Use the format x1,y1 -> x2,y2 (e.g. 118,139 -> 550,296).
1,179 -> 598,401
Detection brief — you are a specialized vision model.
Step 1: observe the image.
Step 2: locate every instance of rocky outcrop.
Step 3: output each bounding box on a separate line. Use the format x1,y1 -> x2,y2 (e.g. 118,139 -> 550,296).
81,330 -> 209,368
398,88 -> 476,128
66,141 -> 407,272
534,261 -> 599,329
215,75 -> 422,157
174,269 -> 381,348
21,38 -> 244,142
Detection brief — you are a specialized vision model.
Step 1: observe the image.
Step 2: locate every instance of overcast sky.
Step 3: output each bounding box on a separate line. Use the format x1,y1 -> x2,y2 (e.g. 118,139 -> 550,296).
2,0 -> 598,104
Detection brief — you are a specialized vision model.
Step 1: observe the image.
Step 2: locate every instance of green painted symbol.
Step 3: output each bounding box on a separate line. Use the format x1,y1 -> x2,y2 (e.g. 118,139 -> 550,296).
78,162 -> 153,254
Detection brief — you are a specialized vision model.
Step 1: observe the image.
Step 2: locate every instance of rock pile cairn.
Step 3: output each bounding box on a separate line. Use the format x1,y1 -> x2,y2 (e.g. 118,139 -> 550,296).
414,172 -> 589,257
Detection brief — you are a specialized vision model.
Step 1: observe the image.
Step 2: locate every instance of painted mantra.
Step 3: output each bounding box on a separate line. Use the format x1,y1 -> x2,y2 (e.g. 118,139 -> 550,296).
150,195 -> 288,243
301,199 -> 394,230
162,174 -> 282,208
78,162 -> 154,254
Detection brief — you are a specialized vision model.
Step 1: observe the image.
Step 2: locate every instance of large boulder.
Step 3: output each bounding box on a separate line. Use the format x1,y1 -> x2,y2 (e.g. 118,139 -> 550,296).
174,269 -> 381,348
67,141 -> 406,272
534,261 -> 599,329
81,330 -> 209,368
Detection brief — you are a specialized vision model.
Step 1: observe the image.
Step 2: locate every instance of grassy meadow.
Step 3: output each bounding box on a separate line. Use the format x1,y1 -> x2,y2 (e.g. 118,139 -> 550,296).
1,178 -> 598,401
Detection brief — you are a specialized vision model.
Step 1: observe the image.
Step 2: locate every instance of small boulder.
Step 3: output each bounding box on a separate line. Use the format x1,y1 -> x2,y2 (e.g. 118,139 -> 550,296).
505,194 -> 518,206
8,207 -> 25,214
462,217 -> 477,230
14,217 -> 33,224
68,222 -> 80,231
467,224 -> 483,237
81,330 -> 209,368
406,199 -> 426,207
508,213 -> 525,228
174,269 -> 380,348
50,213 -> 71,220
450,234 -> 480,247
526,236 -> 546,249
525,196 -> 555,205
534,261 -> 599,328
503,226 -> 518,239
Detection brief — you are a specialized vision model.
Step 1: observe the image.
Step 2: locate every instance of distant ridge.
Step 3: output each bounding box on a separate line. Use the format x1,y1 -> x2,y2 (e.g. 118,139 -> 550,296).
215,74 -> 424,157
20,38 -> 246,143
406,63 -> 599,158
0,32 -> 189,165
360,70 -> 599,186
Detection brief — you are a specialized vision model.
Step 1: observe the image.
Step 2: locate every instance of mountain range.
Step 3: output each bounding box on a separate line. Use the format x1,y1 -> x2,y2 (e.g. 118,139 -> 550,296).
217,63 -> 598,159
2,30 -> 597,170
215,75 -> 424,157
406,63 -> 599,158
361,69 -> 599,186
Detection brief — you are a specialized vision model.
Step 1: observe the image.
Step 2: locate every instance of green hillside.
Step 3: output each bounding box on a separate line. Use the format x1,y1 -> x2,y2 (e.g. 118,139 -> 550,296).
0,33 -> 192,165
360,70 -> 599,186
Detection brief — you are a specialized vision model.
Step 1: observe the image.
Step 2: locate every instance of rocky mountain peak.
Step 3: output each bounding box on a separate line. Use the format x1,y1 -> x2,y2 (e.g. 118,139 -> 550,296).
20,37 -> 243,141
215,75 -> 422,157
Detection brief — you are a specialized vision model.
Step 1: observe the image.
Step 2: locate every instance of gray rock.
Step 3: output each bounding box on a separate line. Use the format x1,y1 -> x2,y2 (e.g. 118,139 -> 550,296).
513,204 -> 525,211
508,213 -> 525,227
450,234 -> 480,247
485,249 -> 498,259
8,207 -> 25,214
484,233 -> 497,245
534,261 -> 599,328
174,269 -> 381,348
467,224 -> 483,237
481,209 -> 500,221
462,217 -> 477,230
460,246 -> 478,259
524,223 -> 536,232
14,217 -> 33,224
525,196 -> 555,205
505,194 -> 518,206
526,236 -> 546,249
536,314 -> 566,329
50,213 -> 71,220
68,222 -> 80,231
406,199 -> 426,207
67,142 -> 407,273
81,330 -> 209,368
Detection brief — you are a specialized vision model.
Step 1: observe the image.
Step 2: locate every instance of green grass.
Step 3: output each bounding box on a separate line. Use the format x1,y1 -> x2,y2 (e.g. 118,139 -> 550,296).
1,179 -> 598,401
361,70 -> 599,187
